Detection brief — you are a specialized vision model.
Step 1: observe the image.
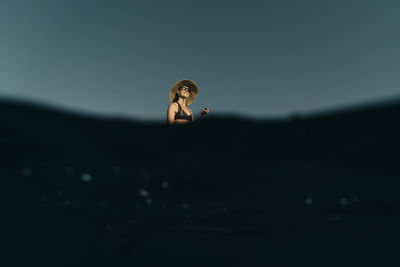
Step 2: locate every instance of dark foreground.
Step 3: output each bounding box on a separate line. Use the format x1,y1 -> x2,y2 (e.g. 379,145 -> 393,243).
1,99 -> 399,266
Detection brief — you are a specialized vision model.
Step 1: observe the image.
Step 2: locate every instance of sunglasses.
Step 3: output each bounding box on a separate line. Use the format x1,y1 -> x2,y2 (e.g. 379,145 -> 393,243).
179,87 -> 191,92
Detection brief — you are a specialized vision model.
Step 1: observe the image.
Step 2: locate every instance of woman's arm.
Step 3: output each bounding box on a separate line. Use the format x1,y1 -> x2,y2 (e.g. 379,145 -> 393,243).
167,103 -> 177,125
198,108 -> 209,119
189,109 -> 203,121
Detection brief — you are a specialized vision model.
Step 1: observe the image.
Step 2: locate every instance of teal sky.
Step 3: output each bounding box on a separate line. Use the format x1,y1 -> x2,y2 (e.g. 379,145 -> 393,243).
0,0 -> 399,122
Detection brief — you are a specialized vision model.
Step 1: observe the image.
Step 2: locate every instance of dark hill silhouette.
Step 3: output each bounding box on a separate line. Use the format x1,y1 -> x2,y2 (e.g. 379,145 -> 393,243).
1,97 -> 399,267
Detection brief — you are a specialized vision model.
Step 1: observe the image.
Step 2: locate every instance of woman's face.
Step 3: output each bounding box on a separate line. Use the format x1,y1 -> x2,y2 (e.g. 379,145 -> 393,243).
178,86 -> 190,98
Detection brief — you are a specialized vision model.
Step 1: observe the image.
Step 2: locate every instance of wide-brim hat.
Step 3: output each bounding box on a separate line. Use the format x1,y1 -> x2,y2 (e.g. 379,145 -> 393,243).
169,79 -> 199,106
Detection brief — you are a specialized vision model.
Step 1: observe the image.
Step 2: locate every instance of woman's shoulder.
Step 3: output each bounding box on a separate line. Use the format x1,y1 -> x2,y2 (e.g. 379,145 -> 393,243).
168,102 -> 179,110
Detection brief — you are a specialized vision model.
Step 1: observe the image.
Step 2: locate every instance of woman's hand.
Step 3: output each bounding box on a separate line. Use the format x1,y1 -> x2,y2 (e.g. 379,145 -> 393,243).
198,108 -> 209,119
201,108 -> 210,116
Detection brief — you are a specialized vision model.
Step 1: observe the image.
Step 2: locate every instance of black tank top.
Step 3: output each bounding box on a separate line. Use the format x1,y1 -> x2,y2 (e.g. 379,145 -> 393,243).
174,102 -> 193,121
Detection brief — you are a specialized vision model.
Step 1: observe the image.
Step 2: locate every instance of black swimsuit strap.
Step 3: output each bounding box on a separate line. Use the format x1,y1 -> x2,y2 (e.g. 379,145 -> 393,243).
175,102 -> 192,121
177,102 -> 189,114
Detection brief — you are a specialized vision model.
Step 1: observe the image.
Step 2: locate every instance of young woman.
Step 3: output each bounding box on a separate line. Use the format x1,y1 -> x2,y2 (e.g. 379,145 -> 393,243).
167,80 -> 209,125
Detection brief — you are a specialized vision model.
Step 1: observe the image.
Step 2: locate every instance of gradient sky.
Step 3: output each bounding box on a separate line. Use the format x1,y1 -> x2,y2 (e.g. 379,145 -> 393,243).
0,0 -> 399,122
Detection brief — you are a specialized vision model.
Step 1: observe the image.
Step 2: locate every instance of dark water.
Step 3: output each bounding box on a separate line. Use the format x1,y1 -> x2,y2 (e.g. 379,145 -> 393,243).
1,99 -> 399,266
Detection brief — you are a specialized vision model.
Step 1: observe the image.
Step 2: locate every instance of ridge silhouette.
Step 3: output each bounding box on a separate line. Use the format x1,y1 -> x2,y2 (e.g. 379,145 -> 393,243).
1,97 -> 399,266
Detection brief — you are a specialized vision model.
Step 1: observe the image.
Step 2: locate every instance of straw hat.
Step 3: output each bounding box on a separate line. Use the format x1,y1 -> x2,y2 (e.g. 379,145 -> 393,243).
169,80 -> 199,105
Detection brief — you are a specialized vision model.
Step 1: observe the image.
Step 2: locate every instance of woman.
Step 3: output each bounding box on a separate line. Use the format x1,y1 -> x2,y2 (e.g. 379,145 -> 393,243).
167,80 -> 209,125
